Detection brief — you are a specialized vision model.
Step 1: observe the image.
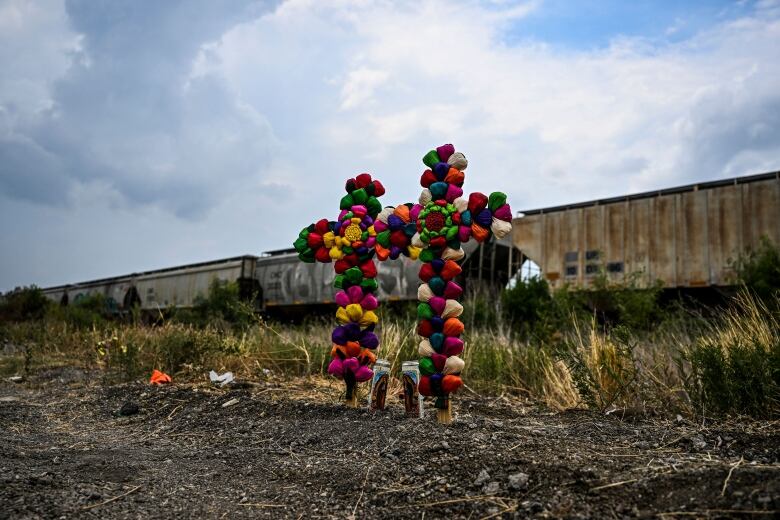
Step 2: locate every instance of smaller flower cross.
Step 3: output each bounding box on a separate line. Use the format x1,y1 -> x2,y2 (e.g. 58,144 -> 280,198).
292,174 -> 418,406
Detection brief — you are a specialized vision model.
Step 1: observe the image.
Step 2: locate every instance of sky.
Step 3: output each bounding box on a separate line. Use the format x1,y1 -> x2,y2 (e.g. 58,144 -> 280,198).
1,0 -> 779,291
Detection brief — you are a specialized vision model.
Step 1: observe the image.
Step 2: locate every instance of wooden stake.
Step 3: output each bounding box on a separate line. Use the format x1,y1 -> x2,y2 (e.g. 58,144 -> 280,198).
345,373 -> 358,408
436,398 -> 452,424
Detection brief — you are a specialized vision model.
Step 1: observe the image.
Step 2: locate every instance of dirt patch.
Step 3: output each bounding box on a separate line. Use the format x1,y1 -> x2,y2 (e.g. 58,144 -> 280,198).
1,368 -> 778,518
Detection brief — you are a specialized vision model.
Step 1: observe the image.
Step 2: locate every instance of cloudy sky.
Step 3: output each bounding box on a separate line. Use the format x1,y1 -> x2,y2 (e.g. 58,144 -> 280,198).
1,0 -> 779,291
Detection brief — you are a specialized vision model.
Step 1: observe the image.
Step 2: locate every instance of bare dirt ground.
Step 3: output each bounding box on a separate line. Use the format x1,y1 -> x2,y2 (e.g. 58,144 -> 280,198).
1,368 -> 778,519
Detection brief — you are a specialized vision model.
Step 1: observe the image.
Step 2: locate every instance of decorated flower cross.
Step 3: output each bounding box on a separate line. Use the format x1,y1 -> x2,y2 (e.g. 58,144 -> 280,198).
409,144 -> 512,423
292,173 -> 420,407
292,145 -> 512,422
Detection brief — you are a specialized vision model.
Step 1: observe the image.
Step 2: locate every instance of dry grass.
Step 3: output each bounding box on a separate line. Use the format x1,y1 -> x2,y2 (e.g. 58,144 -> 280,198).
699,292 -> 777,357
540,359 -> 580,410
1,293 -> 778,417
566,318 -> 639,409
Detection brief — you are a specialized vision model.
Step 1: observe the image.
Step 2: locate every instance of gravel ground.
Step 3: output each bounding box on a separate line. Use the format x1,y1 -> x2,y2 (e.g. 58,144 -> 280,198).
1,368 -> 778,519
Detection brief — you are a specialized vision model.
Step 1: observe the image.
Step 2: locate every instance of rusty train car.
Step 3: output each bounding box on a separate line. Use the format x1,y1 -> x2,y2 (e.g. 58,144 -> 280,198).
512,171 -> 780,289
41,239 -> 517,313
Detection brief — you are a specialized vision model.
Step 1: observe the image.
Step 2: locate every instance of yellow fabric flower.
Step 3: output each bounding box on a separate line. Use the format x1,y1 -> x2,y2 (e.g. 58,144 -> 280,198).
343,223 -> 362,242
335,307 -> 349,323
345,304 -> 364,322
335,304 -> 377,326
359,310 -> 379,326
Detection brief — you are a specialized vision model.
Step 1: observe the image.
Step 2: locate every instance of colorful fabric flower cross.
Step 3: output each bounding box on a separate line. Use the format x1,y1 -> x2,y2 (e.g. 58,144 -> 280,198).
410,144 -> 512,422
292,173 -> 418,405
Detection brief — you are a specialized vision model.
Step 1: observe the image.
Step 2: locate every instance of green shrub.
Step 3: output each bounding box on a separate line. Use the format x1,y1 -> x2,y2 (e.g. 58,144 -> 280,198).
463,284 -> 502,330
174,279 -> 258,329
501,276 -> 555,337
588,272 -> 665,331
151,325 -> 220,373
501,277 -> 588,339
0,286 -> 50,322
46,293 -> 108,328
96,334 -> 143,381
731,236 -> 780,306
684,292 -> 780,418
501,271 -> 664,341
556,322 -> 639,410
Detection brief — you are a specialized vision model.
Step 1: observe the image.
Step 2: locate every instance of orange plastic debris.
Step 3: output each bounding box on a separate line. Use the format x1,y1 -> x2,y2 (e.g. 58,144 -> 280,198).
150,369 -> 172,385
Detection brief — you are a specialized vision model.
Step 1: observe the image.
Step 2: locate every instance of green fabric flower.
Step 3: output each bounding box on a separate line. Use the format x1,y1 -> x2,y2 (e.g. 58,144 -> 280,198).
417,200 -> 459,245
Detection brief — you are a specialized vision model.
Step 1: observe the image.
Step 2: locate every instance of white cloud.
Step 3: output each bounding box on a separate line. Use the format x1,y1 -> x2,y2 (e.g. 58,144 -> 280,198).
195,0 -> 780,212
340,67 -> 389,110
2,0 -> 780,290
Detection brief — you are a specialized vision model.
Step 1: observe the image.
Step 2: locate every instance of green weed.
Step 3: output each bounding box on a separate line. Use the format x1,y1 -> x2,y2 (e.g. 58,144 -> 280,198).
685,293 -> 780,418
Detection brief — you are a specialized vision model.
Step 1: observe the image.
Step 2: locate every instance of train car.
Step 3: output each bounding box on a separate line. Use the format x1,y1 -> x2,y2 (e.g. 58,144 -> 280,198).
42,256 -> 259,313
133,256 -> 258,310
254,249 -> 421,310
41,241 -> 519,313
512,171 -> 780,290
42,275 -> 134,311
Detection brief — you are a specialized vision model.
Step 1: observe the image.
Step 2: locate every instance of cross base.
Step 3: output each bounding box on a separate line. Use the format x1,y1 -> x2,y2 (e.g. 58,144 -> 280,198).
434,396 -> 452,424
344,374 -> 359,408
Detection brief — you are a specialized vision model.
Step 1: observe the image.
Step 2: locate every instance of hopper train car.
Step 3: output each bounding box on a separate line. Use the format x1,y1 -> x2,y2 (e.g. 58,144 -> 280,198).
41,238 -> 520,314
512,171 -> 780,290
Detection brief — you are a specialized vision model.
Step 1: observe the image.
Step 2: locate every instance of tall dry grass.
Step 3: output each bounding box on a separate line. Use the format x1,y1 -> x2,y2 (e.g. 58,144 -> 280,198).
1,292 -> 777,417
685,293 -> 780,417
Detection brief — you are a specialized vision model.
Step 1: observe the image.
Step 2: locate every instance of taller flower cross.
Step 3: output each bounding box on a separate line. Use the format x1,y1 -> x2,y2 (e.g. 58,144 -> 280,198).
292,173 -> 420,407
409,144 -> 512,423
